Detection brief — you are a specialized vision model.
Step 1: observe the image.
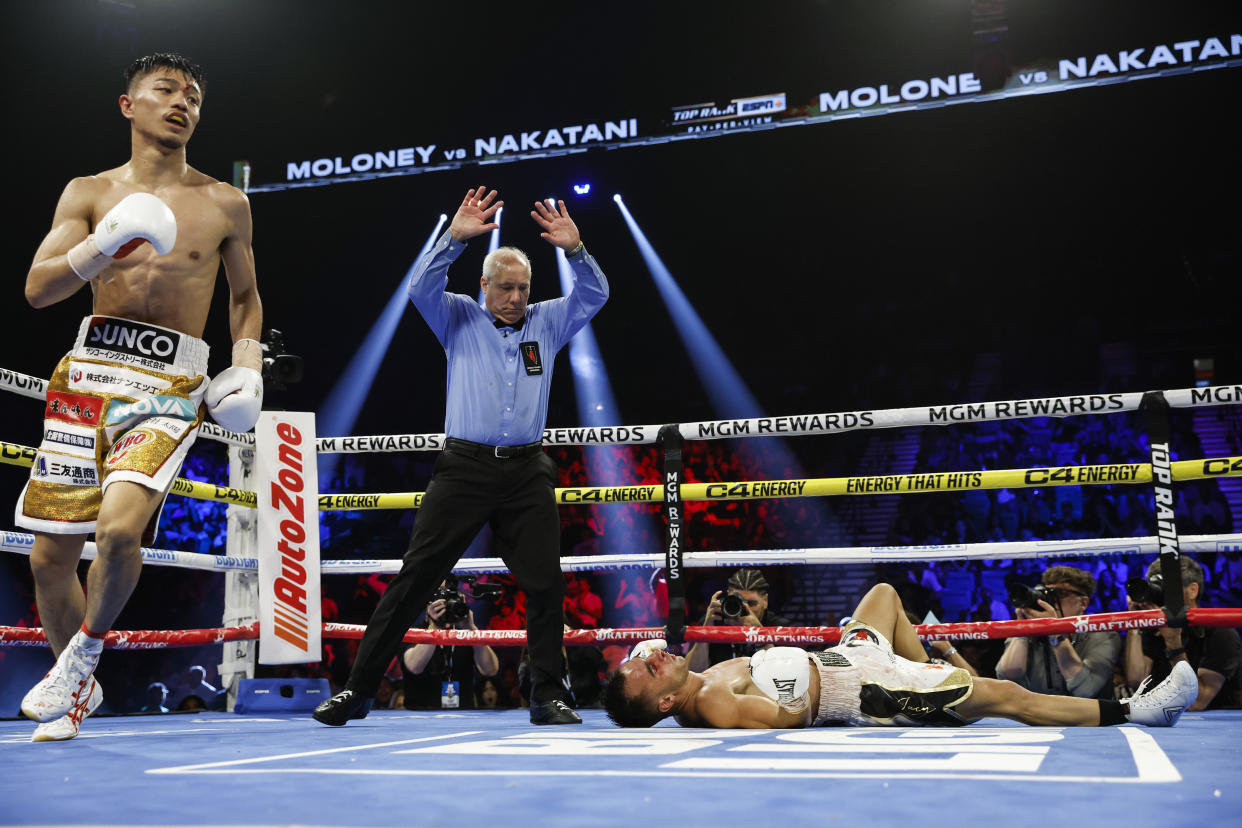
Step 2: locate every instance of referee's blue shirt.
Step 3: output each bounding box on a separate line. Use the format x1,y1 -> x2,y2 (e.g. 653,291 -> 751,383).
407,230 -> 609,446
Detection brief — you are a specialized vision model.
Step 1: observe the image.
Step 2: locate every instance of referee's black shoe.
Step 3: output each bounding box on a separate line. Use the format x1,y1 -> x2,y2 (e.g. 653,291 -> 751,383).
529,699 -> 582,725
312,689 -> 371,726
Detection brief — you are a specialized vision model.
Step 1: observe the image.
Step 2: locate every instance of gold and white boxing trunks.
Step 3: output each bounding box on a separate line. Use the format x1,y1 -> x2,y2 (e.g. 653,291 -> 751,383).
14,315 -> 209,539
812,621 -> 975,727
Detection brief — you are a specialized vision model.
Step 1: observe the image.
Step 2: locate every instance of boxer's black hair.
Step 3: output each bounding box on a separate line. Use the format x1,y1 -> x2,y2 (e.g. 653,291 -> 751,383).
604,671 -> 664,728
124,53 -> 206,95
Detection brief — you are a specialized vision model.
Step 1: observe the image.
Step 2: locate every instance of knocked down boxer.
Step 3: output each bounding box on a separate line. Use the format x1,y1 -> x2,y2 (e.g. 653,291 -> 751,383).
606,583 -> 1197,729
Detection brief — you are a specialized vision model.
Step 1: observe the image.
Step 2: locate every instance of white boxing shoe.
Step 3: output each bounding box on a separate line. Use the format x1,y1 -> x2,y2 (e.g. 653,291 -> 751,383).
20,631 -> 102,723
1125,660 -> 1198,727
32,677 -> 103,742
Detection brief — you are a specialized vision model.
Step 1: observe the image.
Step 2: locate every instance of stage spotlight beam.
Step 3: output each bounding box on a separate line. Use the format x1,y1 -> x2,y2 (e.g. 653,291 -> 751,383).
317,214 -> 446,485
481,206 -> 503,302
555,248 -> 621,428
555,247 -> 658,554
613,196 -> 760,419
614,195 -> 829,528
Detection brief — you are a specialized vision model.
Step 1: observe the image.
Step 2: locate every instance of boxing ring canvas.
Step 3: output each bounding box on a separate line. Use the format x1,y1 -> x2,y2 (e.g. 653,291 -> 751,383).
1,708 -> 1238,827
4,359 -> 1242,825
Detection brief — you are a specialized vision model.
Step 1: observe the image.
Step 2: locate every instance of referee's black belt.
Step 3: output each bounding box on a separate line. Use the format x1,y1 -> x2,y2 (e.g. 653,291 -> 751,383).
444,437 -> 544,459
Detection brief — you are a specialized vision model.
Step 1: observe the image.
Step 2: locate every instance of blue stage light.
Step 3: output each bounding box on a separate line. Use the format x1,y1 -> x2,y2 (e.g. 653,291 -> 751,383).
555,248 -> 619,425
614,197 -> 830,525
555,247 -> 657,554
573,183 -> 591,196
488,206 -> 504,254
317,214 -> 446,485
614,198 -> 756,419
482,206 -> 504,303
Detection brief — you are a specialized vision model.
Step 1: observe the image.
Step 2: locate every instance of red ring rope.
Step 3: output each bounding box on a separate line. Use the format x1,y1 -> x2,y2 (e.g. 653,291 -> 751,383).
0,622 -> 259,649
2,608 -> 1239,649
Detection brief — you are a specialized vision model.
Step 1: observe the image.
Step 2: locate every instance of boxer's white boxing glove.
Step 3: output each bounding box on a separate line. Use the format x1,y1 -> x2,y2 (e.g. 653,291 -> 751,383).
623,639 -> 667,664
68,192 -> 178,281
206,339 -> 264,433
749,647 -> 811,714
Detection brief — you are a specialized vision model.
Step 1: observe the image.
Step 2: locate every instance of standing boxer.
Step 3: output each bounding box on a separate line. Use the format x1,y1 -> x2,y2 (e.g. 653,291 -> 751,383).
18,53 -> 264,741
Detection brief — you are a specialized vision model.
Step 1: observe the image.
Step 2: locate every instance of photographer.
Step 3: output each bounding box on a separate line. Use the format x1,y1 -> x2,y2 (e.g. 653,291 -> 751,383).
401,581 -> 499,710
687,569 -> 793,671
996,566 -> 1120,698
1124,556 -> 1241,710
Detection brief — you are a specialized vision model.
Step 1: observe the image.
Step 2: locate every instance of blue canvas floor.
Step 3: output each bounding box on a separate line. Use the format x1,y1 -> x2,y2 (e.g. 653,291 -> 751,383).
1,708 -> 1239,827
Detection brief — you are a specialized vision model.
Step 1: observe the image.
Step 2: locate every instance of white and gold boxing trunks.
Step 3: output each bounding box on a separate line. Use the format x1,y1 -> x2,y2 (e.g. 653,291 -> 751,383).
811,621 -> 974,727
14,315 -> 209,539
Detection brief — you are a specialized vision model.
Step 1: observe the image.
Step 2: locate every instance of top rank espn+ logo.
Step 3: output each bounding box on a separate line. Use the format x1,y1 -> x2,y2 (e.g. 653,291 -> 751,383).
1150,442 -> 1179,557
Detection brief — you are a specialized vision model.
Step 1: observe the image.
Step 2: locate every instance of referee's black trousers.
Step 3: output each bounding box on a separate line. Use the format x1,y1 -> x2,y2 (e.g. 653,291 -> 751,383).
345,445 -> 566,703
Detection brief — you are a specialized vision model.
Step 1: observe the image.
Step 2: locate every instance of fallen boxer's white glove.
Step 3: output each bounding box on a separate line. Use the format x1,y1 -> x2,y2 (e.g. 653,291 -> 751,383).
624,639 -> 667,664
749,647 -> 811,714
68,193 -> 178,281
206,367 -> 263,433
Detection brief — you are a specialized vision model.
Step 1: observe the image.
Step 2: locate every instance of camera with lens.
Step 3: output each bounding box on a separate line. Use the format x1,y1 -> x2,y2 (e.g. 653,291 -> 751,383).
720,591 -> 749,619
431,584 -> 469,625
1008,581 -> 1060,611
431,575 -> 505,625
260,329 -> 304,392
1125,572 -> 1164,606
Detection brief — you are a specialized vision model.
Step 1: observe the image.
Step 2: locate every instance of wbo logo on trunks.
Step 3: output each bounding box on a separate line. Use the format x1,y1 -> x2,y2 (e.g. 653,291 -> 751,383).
106,429 -> 156,466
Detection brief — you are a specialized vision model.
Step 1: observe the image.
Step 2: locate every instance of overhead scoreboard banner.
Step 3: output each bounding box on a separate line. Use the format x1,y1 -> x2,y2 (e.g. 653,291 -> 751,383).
243,32 -> 1242,193
255,411 -> 322,664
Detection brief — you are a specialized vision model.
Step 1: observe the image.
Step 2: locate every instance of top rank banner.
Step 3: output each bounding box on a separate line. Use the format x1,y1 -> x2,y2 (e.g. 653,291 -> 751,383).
255,411 -> 322,664
242,32 -> 1241,193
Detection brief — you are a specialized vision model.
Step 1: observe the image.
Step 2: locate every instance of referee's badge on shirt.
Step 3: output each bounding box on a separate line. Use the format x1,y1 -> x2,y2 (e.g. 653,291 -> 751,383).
520,341 -> 543,375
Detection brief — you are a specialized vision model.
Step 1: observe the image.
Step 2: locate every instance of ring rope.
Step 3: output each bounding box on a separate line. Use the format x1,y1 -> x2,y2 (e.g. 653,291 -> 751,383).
319,454 -> 1242,511
4,609 -> 1241,649
0,622 -> 260,649
317,533 -> 1242,574
3,365 -> 1238,448
3,530 -> 1239,574
6,440 -> 1240,511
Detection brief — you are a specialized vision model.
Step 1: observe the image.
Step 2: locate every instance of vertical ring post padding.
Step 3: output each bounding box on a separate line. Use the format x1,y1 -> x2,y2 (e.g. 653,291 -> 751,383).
659,424 -> 686,647
1140,391 -> 1186,625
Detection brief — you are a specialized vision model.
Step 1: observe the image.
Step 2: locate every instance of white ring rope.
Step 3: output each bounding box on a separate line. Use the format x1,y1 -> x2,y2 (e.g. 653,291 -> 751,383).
2,365 -> 1238,449
4,529 -> 1238,575
0,531 -> 255,572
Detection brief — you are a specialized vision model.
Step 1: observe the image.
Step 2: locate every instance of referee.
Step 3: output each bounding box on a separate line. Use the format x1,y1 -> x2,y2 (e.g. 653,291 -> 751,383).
314,186 -> 609,726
